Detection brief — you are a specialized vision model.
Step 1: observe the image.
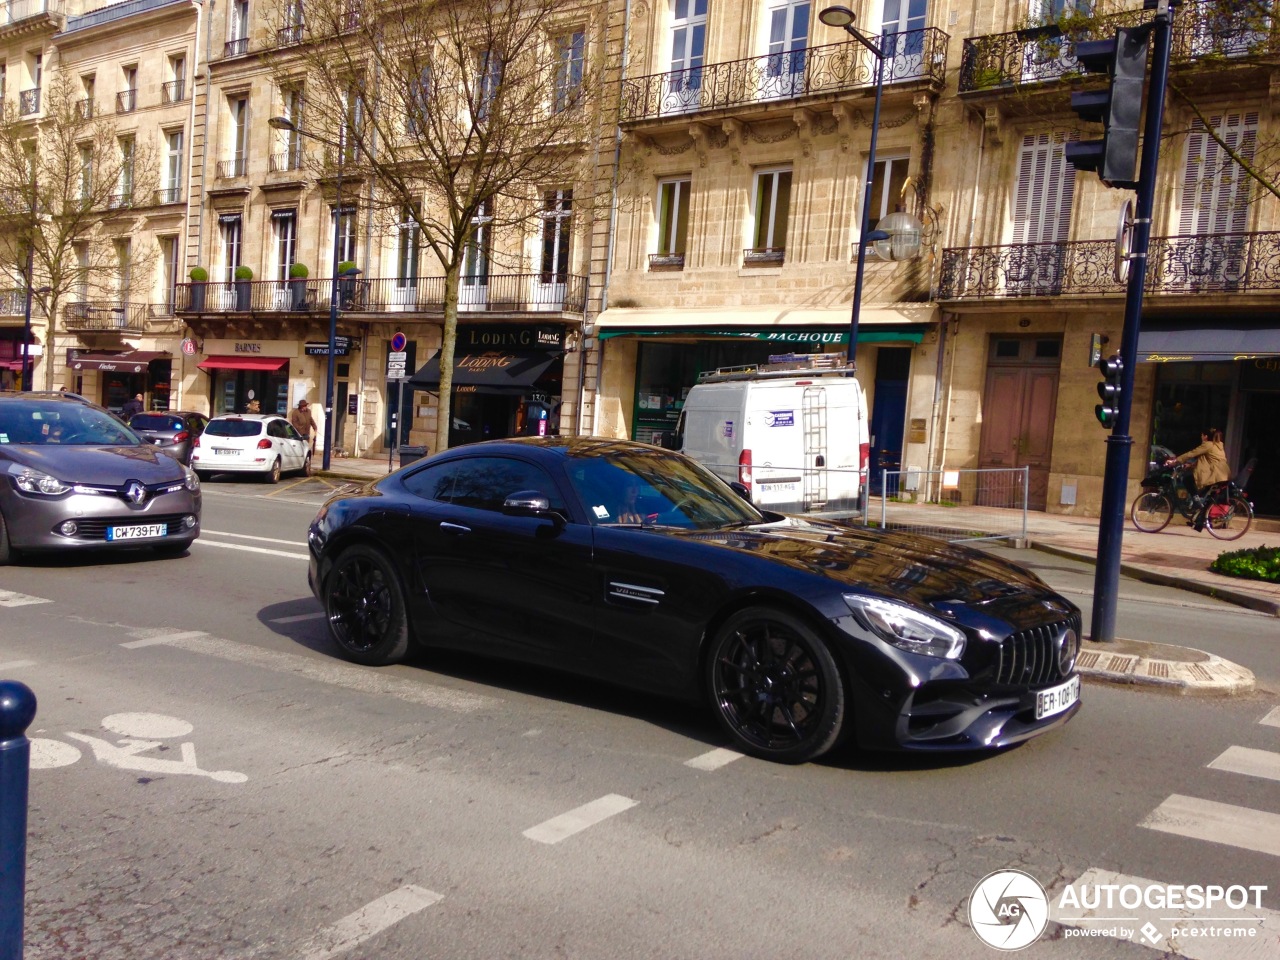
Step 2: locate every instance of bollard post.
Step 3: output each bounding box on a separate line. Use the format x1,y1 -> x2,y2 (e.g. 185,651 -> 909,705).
0,680 -> 37,960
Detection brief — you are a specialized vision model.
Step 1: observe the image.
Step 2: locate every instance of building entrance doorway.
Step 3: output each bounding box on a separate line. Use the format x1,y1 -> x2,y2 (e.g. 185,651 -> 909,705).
978,336 -> 1061,511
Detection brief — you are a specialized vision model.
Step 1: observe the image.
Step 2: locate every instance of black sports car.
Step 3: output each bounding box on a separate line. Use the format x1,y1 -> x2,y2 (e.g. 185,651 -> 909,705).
307,438 -> 1081,763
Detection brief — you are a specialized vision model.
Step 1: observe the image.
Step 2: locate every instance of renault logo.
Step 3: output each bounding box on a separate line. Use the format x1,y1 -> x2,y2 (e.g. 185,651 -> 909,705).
125,481 -> 147,505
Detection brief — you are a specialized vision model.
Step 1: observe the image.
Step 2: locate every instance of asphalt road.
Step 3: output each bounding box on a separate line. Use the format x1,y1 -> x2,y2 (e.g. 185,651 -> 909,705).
2,478 -> 1277,959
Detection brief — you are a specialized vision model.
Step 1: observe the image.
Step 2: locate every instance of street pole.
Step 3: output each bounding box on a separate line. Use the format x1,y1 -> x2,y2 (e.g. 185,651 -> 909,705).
20,172 -> 36,391
1090,1 -> 1173,643
323,152 -> 344,471
846,34 -> 885,371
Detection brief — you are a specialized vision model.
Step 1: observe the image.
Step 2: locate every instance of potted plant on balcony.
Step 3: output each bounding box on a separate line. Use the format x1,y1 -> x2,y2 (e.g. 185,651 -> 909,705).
289,262 -> 310,310
234,265 -> 253,311
336,260 -> 360,308
188,266 -> 208,311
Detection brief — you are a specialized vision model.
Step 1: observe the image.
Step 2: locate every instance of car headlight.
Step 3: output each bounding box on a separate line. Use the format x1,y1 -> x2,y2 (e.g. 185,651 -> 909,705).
844,595 -> 966,660
184,467 -> 200,492
8,463 -> 72,496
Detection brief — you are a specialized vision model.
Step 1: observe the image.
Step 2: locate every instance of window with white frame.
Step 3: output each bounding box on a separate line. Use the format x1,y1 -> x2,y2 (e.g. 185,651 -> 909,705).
669,0 -> 707,80
74,243 -> 89,302
229,96 -> 248,175
160,236 -> 179,312
78,144 -> 93,202
866,155 -> 911,228
219,214 -> 243,282
331,205 -> 357,267
116,136 -> 135,205
476,50 -> 503,123
166,54 -> 186,102
655,177 -> 690,264
397,203 -> 421,284
750,167 -> 792,259
280,87 -> 303,168
272,209 -> 297,281
405,66 -> 430,136
114,239 -> 131,302
553,30 -> 585,113
163,130 -> 183,202
463,199 -> 493,284
765,0 -> 809,90
540,189 -> 573,283
230,0 -> 249,40
339,84 -> 363,161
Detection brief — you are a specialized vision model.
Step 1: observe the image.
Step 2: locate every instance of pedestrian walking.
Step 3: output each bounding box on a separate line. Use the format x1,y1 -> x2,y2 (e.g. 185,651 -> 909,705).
120,393 -> 144,419
289,398 -> 317,452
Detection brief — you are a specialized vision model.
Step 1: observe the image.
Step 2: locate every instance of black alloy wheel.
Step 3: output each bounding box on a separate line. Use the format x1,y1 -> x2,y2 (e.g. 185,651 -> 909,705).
323,544 -> 410,666
1130,491 -> 1173,533
707,607 -> 846,764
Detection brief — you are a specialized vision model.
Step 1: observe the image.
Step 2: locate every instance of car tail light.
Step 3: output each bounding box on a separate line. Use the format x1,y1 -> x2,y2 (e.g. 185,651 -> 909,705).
257,438 -> 273,449
739,449 -> 752,490
192,436 -> 201,448
859,441 -> 870,481
173,431 -> 189,443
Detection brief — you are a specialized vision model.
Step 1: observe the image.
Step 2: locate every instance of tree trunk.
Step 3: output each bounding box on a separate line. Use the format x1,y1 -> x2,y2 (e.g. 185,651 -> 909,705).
434,265 -> 460,454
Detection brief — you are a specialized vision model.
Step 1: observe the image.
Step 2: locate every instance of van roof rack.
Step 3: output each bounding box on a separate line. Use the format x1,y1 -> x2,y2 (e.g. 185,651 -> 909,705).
696,353 -> 852,383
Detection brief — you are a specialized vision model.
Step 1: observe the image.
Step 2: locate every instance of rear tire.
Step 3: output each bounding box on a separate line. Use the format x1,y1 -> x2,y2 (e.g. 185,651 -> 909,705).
323,544 -> 411,665
1206,494 -> 1252,541
300,453 -> 312,478
1130,491 -> 1173,533
266,458 -> 281,484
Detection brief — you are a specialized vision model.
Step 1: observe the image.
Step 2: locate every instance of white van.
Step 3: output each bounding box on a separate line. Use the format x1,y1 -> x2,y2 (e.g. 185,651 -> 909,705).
673,355 -> 870,515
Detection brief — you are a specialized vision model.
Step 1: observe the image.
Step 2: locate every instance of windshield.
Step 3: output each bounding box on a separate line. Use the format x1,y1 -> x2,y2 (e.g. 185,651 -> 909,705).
206,418 -> 263,438
564,447 -> 764,529
131,414 -> 184,431
0,400 -> 140,446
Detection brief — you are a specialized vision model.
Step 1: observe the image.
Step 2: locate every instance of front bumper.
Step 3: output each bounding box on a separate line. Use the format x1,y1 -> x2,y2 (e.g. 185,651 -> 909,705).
2,487 -> 201,551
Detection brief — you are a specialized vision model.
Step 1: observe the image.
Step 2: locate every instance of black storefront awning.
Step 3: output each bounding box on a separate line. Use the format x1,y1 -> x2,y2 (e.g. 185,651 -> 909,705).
408,350 -> 561,395
70,350 -> 170,373
1137,323 -> 1280,362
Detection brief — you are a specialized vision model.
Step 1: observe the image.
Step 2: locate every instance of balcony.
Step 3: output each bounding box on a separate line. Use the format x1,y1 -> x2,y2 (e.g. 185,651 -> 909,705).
106,191 -> 133,209
61,0 -> 182,35
648,253 -> 685,270
155,185 -> 182,205
161,79 -> 186,104
76,97 -> 93,119
269,149 -> 304,173
18,87 -> 39,116
116,89 -> 137,113
276,22 -> 303,45
1,0 -> 63,28
937,231 -> 1280,301
224,36 -> 248,57
743,246 -> 785,266
216,156 -> 247,179
621,28 -> 948,124
0,288 -> 46,317
63,301 -> 148,333
174,273 -> 589,314
959,0 -> 1277,93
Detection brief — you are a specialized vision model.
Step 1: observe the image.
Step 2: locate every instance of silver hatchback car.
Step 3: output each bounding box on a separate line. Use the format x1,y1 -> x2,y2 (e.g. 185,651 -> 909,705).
0,394 -> 201,563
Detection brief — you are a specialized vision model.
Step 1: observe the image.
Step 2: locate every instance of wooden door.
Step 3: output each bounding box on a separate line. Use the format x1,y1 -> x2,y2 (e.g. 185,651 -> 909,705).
979,338 -> 1061,510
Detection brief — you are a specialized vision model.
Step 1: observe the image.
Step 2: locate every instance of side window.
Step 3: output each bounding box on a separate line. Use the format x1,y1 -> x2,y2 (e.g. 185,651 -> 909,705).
446,457 -> 565,512
402,461 -> 463,502
268,420 -> 287,438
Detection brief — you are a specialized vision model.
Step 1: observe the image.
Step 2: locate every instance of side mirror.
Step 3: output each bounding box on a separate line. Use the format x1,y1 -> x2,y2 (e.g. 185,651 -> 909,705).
728,481 -> 752,503
502,489 -> 553,517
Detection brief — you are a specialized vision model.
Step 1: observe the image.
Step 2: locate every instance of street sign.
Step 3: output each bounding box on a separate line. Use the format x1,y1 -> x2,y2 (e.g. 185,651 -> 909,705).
391,332 -> 408,353
387,349 -> 407,380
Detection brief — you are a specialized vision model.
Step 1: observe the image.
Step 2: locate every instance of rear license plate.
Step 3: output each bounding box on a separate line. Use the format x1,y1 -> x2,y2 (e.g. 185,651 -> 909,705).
106,524 -> 167,541
1035,675 -> 1080,720
213,447 -> 237,455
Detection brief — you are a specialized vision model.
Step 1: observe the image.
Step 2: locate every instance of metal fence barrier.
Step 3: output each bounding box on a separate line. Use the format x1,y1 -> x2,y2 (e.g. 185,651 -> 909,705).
875,466 -> 1030,543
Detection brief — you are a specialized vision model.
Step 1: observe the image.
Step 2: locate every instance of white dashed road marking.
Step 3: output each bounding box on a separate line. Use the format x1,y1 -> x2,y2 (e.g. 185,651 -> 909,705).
268,611 -> 326,624
523,794 -> 638,845
684,747 -> 744,771
123,629 -> 495,712
0,660 -> 36,671
296,885 -> 444,960
0,591 -> 52,607
1207,745 -> 1280,783
193,540 -> 308,560
202,529 -> 307,546
1261,706 -> 1280,728
1140,794 -> 1280,858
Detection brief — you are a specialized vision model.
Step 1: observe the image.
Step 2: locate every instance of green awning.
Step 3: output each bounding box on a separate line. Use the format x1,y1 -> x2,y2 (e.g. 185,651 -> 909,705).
597,326 -> 926,343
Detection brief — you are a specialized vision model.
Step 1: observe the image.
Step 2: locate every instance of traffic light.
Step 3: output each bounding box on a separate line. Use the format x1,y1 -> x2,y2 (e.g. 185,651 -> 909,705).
1095,354 -> 1124,428
1064,26 -> 1151,188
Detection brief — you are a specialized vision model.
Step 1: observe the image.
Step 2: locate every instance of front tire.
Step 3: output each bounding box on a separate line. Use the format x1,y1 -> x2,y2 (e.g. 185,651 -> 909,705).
707,606 -> 847,764
1130,491 -> 1173,533
0,508 -> 13,565
1206,494 -> 1252,541
300,453 -> 312,478
323,544 -> 411,665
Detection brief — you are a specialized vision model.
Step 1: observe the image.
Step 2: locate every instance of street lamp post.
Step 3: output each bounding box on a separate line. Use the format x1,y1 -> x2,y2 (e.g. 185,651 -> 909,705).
268,115 -> 360,470
20,171 -> 37,391
819,5 -> 889,370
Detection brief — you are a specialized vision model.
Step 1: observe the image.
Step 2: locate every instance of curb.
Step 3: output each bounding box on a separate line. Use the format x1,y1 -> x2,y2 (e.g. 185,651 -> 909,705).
1030,541 -> 1280,618
1077,643 -> 1256,696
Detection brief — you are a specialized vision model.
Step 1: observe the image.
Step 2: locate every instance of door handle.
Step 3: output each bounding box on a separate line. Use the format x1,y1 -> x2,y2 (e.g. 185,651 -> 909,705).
439,521 -> 471,535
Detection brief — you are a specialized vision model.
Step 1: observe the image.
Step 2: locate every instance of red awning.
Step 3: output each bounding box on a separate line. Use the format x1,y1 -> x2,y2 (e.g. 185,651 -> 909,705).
0,359 -> 23,371
197,355 -> 289,372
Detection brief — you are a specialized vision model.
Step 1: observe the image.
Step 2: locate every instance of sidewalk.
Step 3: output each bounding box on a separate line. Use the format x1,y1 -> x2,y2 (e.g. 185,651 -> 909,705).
316,454 -> 1275,694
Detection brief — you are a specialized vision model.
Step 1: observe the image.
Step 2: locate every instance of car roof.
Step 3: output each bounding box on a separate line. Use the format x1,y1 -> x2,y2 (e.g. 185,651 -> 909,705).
0,390 -> 93,404
208,413 -> 280,421
427,437 -> 671,461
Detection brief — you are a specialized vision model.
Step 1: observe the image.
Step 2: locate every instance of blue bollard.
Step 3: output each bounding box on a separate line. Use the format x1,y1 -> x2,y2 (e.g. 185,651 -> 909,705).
0,680 -> 36,960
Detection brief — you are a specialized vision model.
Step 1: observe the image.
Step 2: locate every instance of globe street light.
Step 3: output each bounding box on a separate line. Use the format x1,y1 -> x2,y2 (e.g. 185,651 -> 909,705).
268,115 -> 360,470
819,5 -> 888,369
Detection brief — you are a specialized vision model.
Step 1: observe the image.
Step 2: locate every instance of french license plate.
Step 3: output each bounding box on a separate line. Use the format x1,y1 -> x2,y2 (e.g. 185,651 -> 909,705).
106,524 -> 167,541
1035,675 -> 1080,720
213,447 -> 237,455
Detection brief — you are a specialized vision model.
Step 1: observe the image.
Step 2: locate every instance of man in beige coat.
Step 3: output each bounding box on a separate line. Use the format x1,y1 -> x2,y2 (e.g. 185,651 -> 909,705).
289,399 -> 317,452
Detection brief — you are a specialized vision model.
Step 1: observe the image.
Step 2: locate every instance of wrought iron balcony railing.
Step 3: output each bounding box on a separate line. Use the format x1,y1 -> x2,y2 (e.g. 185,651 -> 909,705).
106,191 -> 133,210
155,186 -> 182,205
76,97 -> 94,119
224,36 -> 248,57
116,89 -> 137,113
63,300 -> 148,332
174,273 -> 588,315
743,246 -> 785,265
161,80 -> 186,104
648,253 -> 685,270
937,231 -> 1280,301
61,0 -> 180,34
277,22 -> 303,45
622,28 -> 949,123
0,288 -> 46,317
960,0 -> 1278,92
216,156 -> 247,178
18,87 -> 39,116
269,149 -> 305,173
2,0 -> 63,27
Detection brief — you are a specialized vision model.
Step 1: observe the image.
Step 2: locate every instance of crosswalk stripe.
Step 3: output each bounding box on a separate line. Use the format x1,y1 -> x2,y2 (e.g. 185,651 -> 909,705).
1261,706 -> 1280,728
0,590 -> 51,607
1140,794 -> 1280,858
296,885 -> 443,960
523,794 -> 637,844
0,660 -> 36,671
1208,746 -> 1280,783
685,747 -> 744,771
122,631 -> 209,649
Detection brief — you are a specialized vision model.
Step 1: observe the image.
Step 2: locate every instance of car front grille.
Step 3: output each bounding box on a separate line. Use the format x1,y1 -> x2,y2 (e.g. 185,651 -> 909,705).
70,513 -> 191,541
995,615 -> 1081,687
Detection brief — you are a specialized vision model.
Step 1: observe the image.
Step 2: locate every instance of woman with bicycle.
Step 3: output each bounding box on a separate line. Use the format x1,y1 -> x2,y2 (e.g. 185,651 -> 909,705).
1167,427 -> 1230,530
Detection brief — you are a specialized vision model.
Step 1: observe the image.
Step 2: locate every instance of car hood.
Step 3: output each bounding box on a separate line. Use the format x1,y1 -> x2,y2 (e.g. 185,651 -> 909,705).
675,517 -> 1071,622
1,445 -> 188,485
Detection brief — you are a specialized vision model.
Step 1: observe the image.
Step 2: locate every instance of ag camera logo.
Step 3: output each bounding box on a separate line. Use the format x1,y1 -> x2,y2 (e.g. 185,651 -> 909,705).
968,869 -> 1049,950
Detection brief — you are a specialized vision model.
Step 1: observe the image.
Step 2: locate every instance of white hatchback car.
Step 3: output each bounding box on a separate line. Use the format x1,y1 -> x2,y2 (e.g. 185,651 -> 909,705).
191,414 -> 311,483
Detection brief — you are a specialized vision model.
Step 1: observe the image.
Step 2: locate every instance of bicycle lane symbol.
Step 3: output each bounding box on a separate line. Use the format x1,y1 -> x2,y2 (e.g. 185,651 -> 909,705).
28,712 -> 247,784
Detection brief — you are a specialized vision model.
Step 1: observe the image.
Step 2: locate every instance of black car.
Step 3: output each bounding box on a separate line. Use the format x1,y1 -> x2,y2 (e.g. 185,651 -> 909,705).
307,438 -> 1081,763
128,411 -> 208,465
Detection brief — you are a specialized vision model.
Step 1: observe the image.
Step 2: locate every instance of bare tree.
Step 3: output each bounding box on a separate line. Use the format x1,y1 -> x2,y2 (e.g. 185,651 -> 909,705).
0,68 -> 159,389
262,0 -> 608,451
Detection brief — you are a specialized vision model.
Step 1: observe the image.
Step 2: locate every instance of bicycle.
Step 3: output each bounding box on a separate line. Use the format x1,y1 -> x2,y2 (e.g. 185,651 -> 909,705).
1130,461 -> 1253,541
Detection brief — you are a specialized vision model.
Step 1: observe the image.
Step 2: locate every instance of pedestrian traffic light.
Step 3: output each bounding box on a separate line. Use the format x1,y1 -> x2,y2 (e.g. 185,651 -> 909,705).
1064,26 -> 1151,189
1095,354 -> 1124,428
